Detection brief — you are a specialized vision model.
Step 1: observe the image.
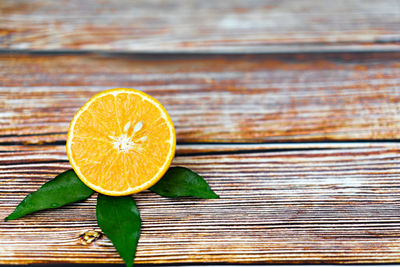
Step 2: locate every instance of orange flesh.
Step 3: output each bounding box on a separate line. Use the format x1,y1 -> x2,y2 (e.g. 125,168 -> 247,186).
67,89 -> 175,196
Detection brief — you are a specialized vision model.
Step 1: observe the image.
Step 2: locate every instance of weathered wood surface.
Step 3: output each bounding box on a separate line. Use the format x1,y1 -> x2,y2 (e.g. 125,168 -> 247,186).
2,0 -> 400,264
2,53 -> 400,143
2,144 -> 400,264
1,0 -> 400,53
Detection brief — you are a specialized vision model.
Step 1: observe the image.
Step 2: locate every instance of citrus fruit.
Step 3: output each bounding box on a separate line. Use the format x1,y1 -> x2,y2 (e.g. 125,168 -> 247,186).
66,88 -> 176,196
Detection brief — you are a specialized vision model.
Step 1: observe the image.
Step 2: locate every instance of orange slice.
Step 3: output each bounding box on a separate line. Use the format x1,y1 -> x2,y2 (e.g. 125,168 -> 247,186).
66,88 -> 176,196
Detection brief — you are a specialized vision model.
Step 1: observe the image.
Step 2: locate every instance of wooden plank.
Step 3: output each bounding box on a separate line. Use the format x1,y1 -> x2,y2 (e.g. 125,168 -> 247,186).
1,0 -> 400,53
2,143 -> 400,264
2,53 -> 400,142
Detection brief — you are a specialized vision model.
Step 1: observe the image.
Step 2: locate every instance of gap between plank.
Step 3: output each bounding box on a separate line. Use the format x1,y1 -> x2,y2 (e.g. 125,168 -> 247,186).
1,44 -> 400,56
1,141 -> 400,159
1,131 -> 400,146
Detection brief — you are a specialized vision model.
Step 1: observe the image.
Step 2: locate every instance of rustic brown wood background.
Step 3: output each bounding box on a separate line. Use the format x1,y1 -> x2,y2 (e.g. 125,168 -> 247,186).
2,0 -> 400,264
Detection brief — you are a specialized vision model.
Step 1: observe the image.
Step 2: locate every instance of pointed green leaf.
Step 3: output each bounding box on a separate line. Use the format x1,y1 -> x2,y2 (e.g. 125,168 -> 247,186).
150,167 -> 219,199
5,169 -> 94,221
96,194 -> 141,267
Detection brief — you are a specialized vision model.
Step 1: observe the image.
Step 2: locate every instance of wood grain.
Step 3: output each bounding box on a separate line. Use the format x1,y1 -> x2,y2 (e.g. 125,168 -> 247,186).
2,0 -> 400,265
2,143 -> 400,264
2,53 -> 400,142
1,0 -> 400,53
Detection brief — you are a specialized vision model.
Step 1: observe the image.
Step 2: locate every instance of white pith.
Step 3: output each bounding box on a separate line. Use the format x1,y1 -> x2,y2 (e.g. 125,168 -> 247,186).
109,121 -> 146,152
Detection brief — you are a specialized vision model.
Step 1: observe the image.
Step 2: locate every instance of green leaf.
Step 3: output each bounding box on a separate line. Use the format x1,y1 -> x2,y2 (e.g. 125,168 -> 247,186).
5,169 -> 94,221
150,166 -> 219,199
96,194 -> 141,267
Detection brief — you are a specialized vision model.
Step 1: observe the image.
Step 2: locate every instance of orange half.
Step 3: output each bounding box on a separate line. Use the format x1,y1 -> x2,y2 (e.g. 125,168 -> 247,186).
66,88 -> 176,196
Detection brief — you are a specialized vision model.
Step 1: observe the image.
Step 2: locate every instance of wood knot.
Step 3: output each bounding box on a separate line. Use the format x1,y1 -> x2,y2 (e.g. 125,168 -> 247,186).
79,230 -> 103,245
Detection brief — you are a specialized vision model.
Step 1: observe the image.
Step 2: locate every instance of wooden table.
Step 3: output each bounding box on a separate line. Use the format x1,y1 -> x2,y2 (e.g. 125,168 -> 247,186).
1,0 -> 400,264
